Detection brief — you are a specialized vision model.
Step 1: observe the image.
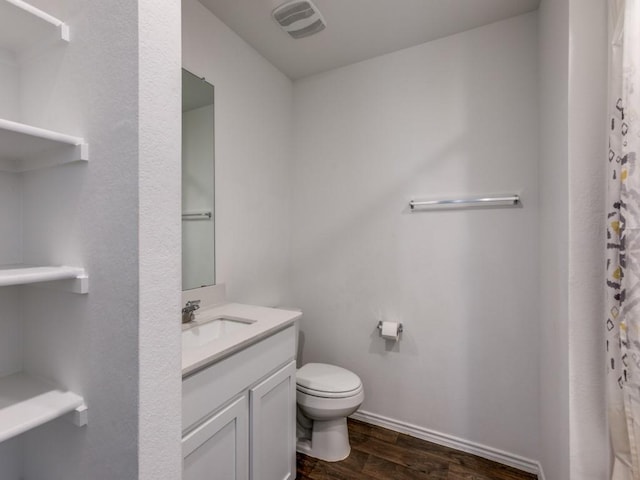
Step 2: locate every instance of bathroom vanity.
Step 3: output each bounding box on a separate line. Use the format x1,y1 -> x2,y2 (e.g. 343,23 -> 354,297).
180,65 -> 300,479
181,302 -> 301,480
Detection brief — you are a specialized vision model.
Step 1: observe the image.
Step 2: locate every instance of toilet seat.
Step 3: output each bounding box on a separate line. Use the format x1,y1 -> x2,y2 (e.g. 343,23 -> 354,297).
296,363 -> 363,399
297,383 -> 363,399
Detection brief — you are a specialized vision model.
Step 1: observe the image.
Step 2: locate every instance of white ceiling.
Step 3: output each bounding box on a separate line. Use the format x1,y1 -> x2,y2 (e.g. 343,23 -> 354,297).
197,0 -> 540,80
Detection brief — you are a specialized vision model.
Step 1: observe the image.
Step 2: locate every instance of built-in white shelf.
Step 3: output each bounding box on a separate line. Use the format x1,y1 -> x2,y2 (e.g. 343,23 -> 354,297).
0,118 -> 89,172
0,372 -> 87,443
0,265 -> 89,294
0,0 -> 69,55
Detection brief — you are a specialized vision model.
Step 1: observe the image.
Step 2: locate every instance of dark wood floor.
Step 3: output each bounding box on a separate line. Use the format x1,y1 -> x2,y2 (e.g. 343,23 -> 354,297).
296,419 -> 538,480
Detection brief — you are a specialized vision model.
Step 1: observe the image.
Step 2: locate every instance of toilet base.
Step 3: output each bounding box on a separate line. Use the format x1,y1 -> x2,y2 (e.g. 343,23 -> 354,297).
296,417 -> 351,462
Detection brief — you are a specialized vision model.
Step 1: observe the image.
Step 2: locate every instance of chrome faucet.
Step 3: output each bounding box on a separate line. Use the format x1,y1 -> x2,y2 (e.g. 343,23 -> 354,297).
182,300 -> 201,324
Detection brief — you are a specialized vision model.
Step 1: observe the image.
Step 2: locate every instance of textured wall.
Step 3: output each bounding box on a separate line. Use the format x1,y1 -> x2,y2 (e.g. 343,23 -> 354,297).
567,0 -> 608,477
182,0 -> 293,307
138,0 -> 182,478
538,0 -> 609,478
0,437 -> 22,480
0,49 -> 18,120
538,0 -> 570,477
0,45 -> 23,475
15,0 -> 141,478
291,13 -> 540,461
0,0 -> 182,479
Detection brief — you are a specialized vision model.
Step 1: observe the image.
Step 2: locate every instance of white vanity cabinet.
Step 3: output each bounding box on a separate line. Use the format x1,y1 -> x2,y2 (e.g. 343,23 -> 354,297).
183,394 -> 250,480
250,361 -> 297,480
182,324 -> 297,480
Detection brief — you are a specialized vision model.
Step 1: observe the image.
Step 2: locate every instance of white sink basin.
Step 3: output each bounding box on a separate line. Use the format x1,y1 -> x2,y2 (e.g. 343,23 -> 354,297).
182,317 -> 255,350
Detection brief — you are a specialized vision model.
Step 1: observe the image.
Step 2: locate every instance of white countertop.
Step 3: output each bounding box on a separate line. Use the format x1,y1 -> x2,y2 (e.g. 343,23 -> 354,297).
181,303 -> 301,376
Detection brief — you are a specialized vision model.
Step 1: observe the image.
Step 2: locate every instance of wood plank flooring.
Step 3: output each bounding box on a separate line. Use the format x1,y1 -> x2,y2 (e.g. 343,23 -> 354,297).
296,419 -> 538,480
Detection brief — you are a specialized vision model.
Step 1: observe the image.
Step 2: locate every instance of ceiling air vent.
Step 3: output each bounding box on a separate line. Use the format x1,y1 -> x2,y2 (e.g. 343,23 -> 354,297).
272,0 -> 326,39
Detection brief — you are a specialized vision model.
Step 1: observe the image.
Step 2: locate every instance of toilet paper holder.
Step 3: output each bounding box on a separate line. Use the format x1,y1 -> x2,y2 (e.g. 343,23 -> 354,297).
376,321 -> 404,333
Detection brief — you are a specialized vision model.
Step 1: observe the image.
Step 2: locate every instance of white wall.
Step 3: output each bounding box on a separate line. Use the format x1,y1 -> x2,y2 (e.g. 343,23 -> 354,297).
0,437 -> 22,480
538,0 -> 570,478
0,49 -> 18,120
14,1 -> 141,478
138,0 -> 182,478
0,170 -> 22,384
567,0 -> 608,477
182,0 -> 293,307
538,0 -> 609,478
0,0 -> 182,479
0,45 -> 23,478
291,13 -> 540,461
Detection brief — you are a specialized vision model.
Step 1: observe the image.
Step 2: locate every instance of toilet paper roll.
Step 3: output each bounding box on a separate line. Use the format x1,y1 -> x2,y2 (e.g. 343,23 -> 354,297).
380,321 -> 400,341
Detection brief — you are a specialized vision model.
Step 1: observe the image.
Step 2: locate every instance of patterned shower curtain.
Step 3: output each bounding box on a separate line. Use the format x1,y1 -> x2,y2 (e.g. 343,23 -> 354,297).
608,1 -> 640,478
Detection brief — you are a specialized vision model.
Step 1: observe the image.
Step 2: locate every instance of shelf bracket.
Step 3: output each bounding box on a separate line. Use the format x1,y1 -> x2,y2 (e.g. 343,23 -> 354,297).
16,142 -> 89,172
58,23 -> 70,42
32,274 -> 89,294
64,404 -> 88,427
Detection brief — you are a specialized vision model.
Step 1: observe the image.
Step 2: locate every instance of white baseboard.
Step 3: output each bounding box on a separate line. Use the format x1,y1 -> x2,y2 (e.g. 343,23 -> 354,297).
350,410 -> 544,478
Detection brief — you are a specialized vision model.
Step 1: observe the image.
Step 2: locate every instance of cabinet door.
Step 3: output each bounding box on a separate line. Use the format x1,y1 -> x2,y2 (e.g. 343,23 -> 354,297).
183,395 -> 249,480
250,361 -> 296,480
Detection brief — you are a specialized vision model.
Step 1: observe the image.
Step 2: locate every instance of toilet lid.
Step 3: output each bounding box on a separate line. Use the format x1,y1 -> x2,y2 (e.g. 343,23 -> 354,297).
296,363 -> 362,394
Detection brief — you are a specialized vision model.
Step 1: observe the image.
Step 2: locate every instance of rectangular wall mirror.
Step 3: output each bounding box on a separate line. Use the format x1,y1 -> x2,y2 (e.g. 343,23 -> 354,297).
182,68 -> 215,290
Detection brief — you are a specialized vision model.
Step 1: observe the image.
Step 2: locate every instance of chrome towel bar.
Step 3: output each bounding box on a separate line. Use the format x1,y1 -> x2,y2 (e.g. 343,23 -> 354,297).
181,212 -> 212,219
409,194 -> 520,211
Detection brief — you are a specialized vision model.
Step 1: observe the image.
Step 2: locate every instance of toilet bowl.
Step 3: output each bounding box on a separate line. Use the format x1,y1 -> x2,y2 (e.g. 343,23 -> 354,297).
296,363 -> 364,462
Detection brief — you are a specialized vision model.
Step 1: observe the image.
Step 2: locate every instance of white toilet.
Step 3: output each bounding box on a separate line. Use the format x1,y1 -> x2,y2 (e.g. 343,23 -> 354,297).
295,363 -> 364,462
